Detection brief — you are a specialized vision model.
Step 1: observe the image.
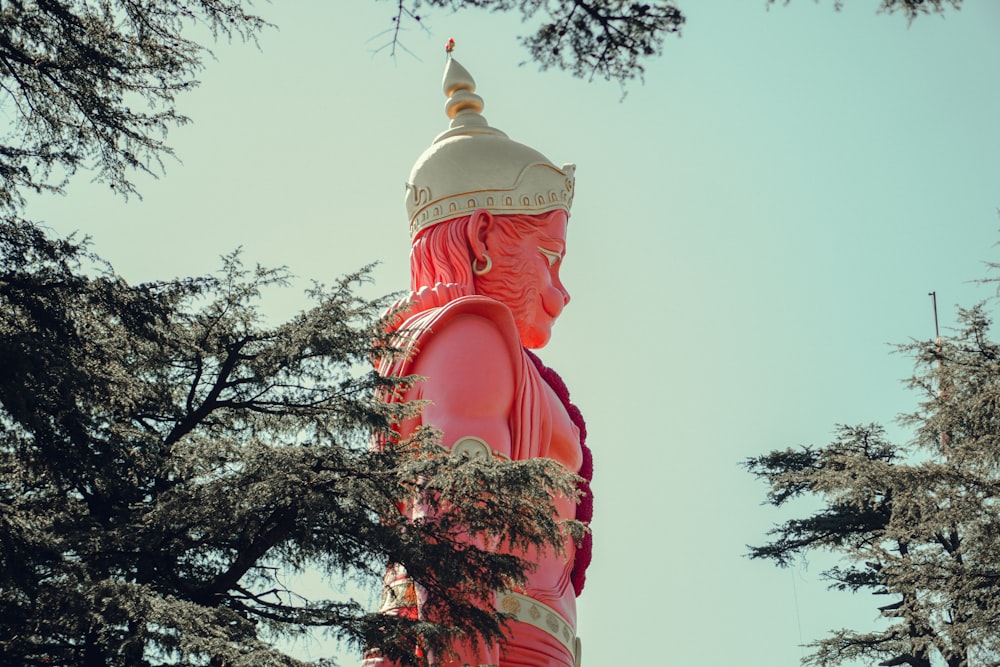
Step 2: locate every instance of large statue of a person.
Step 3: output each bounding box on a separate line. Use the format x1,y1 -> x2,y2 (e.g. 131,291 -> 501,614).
365,54 -> 593,667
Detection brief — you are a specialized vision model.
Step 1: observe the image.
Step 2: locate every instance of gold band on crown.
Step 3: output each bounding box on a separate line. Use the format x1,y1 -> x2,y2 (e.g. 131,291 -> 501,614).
407,161 -> 575,238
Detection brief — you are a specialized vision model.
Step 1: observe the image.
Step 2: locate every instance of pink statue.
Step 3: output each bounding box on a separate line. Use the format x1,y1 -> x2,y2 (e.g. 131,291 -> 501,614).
365,54 -> 592,667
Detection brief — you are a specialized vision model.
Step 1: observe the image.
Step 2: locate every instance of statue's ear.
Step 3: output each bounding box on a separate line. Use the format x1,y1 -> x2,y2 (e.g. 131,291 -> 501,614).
467,208 -> 495,256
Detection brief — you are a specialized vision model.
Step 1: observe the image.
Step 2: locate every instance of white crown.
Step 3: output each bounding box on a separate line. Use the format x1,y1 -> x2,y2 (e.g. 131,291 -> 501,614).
405,57 -> 575,238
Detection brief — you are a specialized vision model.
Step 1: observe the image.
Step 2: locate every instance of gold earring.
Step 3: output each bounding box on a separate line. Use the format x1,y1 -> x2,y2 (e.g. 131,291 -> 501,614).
472,254 -> 492,276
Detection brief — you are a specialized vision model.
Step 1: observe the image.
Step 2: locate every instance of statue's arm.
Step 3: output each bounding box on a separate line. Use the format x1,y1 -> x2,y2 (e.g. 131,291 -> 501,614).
401,313 -> 514,666
409,312 -> 516,458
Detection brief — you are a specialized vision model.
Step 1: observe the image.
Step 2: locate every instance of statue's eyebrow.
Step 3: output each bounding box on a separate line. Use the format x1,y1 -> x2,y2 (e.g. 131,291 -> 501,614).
538,247 -> 563,266
537,235 -> 566,251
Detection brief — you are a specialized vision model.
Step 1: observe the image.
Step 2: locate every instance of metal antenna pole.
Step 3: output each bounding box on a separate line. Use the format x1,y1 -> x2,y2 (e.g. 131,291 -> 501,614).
929,291 -> 940,343
929,291 -> 949,447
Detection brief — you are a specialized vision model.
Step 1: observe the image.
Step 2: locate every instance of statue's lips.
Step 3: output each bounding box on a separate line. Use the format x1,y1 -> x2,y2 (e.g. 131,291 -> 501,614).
542,298 -> 563,320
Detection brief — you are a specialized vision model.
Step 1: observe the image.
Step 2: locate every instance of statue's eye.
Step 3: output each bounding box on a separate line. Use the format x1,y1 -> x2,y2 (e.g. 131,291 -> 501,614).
538,247 -> 562,267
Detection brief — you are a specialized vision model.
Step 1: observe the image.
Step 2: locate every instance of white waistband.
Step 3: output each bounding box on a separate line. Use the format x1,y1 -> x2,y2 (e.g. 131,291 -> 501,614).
496,590 -> 579,661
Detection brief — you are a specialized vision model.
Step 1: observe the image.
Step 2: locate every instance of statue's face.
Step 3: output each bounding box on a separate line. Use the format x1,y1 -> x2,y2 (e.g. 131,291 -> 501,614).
477,211 -> 570,349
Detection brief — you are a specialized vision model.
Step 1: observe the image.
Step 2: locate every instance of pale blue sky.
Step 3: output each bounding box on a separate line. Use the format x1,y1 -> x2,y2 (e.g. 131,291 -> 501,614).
28,2 -> 1000,665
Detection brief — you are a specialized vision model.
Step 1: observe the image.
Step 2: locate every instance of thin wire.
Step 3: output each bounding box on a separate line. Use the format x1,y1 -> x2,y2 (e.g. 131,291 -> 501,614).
791,568 -> 805,660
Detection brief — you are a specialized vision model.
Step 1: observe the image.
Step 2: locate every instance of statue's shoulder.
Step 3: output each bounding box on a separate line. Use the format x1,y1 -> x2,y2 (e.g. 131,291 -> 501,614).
423,295 -> 517,338
395,294 -> 522,371
391,296 -> 523,421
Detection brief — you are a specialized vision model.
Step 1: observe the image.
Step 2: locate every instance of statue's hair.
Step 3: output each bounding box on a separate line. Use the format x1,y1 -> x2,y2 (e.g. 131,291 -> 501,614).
409,210 -> 562,293
410,214 -> 475,292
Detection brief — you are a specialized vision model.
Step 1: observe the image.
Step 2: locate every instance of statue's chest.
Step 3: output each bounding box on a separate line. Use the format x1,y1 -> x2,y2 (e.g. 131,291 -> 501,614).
540,380 -> 583,474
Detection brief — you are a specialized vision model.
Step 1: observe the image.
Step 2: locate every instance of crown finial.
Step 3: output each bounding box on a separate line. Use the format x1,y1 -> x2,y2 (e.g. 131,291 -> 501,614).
442,57 -> 485,125
405,54 -> 576,238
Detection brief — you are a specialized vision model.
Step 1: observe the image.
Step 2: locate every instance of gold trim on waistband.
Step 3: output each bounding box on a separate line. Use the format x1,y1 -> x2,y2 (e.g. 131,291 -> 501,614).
496,591 -> 577,658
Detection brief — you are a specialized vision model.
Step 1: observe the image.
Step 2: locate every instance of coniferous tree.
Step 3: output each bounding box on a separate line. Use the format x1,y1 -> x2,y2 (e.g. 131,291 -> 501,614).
387,0 -> 962,85
746,298 -> 1000,667
764,0 -> 961,22
0,222 -> 580,665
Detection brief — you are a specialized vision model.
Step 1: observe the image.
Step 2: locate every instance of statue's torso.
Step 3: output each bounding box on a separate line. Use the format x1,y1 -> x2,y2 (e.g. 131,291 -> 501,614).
383,293 -> 583,666
521,368 -> 580,627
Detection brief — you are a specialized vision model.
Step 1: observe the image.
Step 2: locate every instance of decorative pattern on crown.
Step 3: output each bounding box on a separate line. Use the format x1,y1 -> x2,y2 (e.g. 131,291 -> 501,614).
407,162 -> 575,238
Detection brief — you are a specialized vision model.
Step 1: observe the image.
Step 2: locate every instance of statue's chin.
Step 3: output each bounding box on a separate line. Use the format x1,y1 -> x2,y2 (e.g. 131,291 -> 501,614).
519,323 -> 552,350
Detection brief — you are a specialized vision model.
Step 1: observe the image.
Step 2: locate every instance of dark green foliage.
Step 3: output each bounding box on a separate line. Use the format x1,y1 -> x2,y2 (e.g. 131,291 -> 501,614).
746,304 -> 1000,667
0,0 -> 269,211
518,0 -> 684,83
0,222 -> 580,665
391,0 -> 965,86
391,0 -> 685,83
765,0 -> 962,22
